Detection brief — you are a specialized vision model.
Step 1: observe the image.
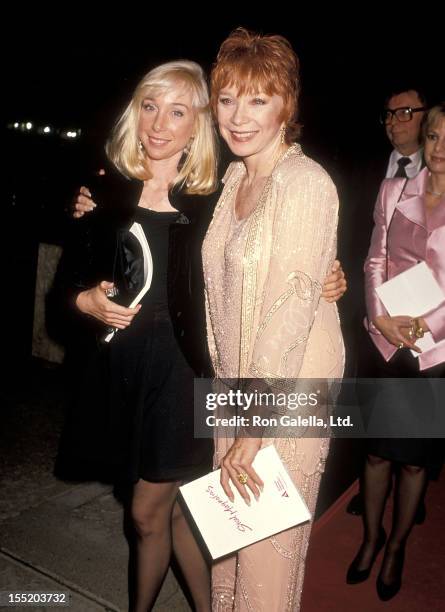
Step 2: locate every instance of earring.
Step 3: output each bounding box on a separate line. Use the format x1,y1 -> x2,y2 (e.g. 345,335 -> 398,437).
280,126 -> 286,145
138,140 -> 144,152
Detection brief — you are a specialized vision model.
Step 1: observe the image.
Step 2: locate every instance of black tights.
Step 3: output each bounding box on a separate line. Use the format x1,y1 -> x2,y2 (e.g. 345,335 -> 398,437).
355,454 -> 427,583
131,479 -> 211,612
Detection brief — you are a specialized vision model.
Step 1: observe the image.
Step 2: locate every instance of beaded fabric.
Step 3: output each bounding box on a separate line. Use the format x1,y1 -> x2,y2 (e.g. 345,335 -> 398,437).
202,144 -> 344,610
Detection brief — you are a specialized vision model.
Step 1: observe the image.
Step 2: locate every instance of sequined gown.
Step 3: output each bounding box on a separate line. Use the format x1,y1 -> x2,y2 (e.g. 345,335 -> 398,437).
202,144 -> 344,611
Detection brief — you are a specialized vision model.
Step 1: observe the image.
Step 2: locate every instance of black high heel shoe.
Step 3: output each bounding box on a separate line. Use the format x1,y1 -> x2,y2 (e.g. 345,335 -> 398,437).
346,527 -> 386,584
376,547 -> 405,601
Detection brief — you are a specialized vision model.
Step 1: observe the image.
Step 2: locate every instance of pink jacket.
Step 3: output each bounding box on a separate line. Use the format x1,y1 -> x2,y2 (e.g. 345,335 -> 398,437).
364,167 -> 445,370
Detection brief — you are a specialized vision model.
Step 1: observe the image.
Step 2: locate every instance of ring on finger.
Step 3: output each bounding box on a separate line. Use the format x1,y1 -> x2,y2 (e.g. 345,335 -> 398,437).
105,287 -> 118,298
237,472 -> 249,485
398,342 -> 404,349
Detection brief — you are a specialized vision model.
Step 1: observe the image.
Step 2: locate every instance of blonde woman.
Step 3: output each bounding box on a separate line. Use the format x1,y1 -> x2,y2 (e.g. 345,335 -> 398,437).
347,103 -> 445,601
71,60 -> 217,612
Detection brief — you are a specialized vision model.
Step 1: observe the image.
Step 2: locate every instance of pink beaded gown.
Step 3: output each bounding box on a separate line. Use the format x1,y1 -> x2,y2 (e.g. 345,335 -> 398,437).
202,144 -> 344,611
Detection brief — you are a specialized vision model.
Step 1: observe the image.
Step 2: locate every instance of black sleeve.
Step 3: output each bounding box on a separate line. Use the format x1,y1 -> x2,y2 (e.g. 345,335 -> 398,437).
45,212 -> 104,347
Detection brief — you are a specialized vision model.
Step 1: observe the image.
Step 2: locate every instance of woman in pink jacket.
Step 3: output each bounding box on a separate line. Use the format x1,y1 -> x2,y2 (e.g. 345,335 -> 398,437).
347,103 -> 445,601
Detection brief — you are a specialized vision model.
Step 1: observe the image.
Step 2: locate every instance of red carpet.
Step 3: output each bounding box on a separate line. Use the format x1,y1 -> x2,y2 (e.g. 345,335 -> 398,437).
301,474 -> 445,611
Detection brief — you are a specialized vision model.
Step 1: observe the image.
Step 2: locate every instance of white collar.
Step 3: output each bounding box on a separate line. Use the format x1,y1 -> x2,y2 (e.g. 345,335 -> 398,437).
386,148 -> 423,178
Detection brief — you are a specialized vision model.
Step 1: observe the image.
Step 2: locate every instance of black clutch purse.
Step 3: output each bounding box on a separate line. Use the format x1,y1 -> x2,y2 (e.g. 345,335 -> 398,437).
109,228 -> 145,306
102,223 -> 153,342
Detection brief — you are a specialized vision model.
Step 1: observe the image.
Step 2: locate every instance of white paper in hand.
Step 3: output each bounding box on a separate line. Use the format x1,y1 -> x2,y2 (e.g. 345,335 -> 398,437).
179,445 -> 311,559
375,261 -> 445,357
375,262 -> 444,318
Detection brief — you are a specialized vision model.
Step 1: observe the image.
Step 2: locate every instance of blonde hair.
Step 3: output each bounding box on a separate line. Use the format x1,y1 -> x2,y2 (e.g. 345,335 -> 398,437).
106,60 -> 218,194
423,103 -> 445,139
211,28 -> 301,143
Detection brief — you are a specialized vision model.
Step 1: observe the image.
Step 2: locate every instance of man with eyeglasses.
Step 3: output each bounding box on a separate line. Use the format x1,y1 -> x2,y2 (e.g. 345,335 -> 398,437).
381,88 -> 427,179
346,87 -> 428,521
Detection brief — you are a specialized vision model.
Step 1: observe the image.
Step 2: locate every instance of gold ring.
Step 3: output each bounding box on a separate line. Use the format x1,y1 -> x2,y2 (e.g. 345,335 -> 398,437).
398,342 -> 404,349
237,472 -> 249,485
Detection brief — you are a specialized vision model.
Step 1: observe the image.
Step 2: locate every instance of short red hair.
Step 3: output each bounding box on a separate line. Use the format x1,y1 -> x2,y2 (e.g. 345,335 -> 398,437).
210,28 -> 301,142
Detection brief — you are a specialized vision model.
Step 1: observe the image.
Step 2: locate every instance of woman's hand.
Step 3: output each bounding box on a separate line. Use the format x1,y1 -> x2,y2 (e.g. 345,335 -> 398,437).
373,315 -> 421,352
321,260 -> 347,303
75,281 -> 141,329
72,186 -> 97,218
220,437 -> 263,506
415,317 -> 430,334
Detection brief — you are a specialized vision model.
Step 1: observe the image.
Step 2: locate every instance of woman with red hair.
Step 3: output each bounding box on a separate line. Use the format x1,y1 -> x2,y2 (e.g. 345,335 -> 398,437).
203,29 -> 344,610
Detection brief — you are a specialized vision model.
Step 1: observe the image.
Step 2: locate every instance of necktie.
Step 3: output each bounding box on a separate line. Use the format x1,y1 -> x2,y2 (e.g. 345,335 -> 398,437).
394,157 -> 411,178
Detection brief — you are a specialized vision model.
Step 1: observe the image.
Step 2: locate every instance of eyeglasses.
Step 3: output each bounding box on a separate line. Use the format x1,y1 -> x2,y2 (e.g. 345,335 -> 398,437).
380,106 -> 426,125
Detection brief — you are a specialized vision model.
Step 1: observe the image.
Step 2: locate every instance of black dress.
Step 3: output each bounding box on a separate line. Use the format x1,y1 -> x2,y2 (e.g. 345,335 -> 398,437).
358,328 -> 445,471
54,162 -> 220,483
107,207 -> 213,483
